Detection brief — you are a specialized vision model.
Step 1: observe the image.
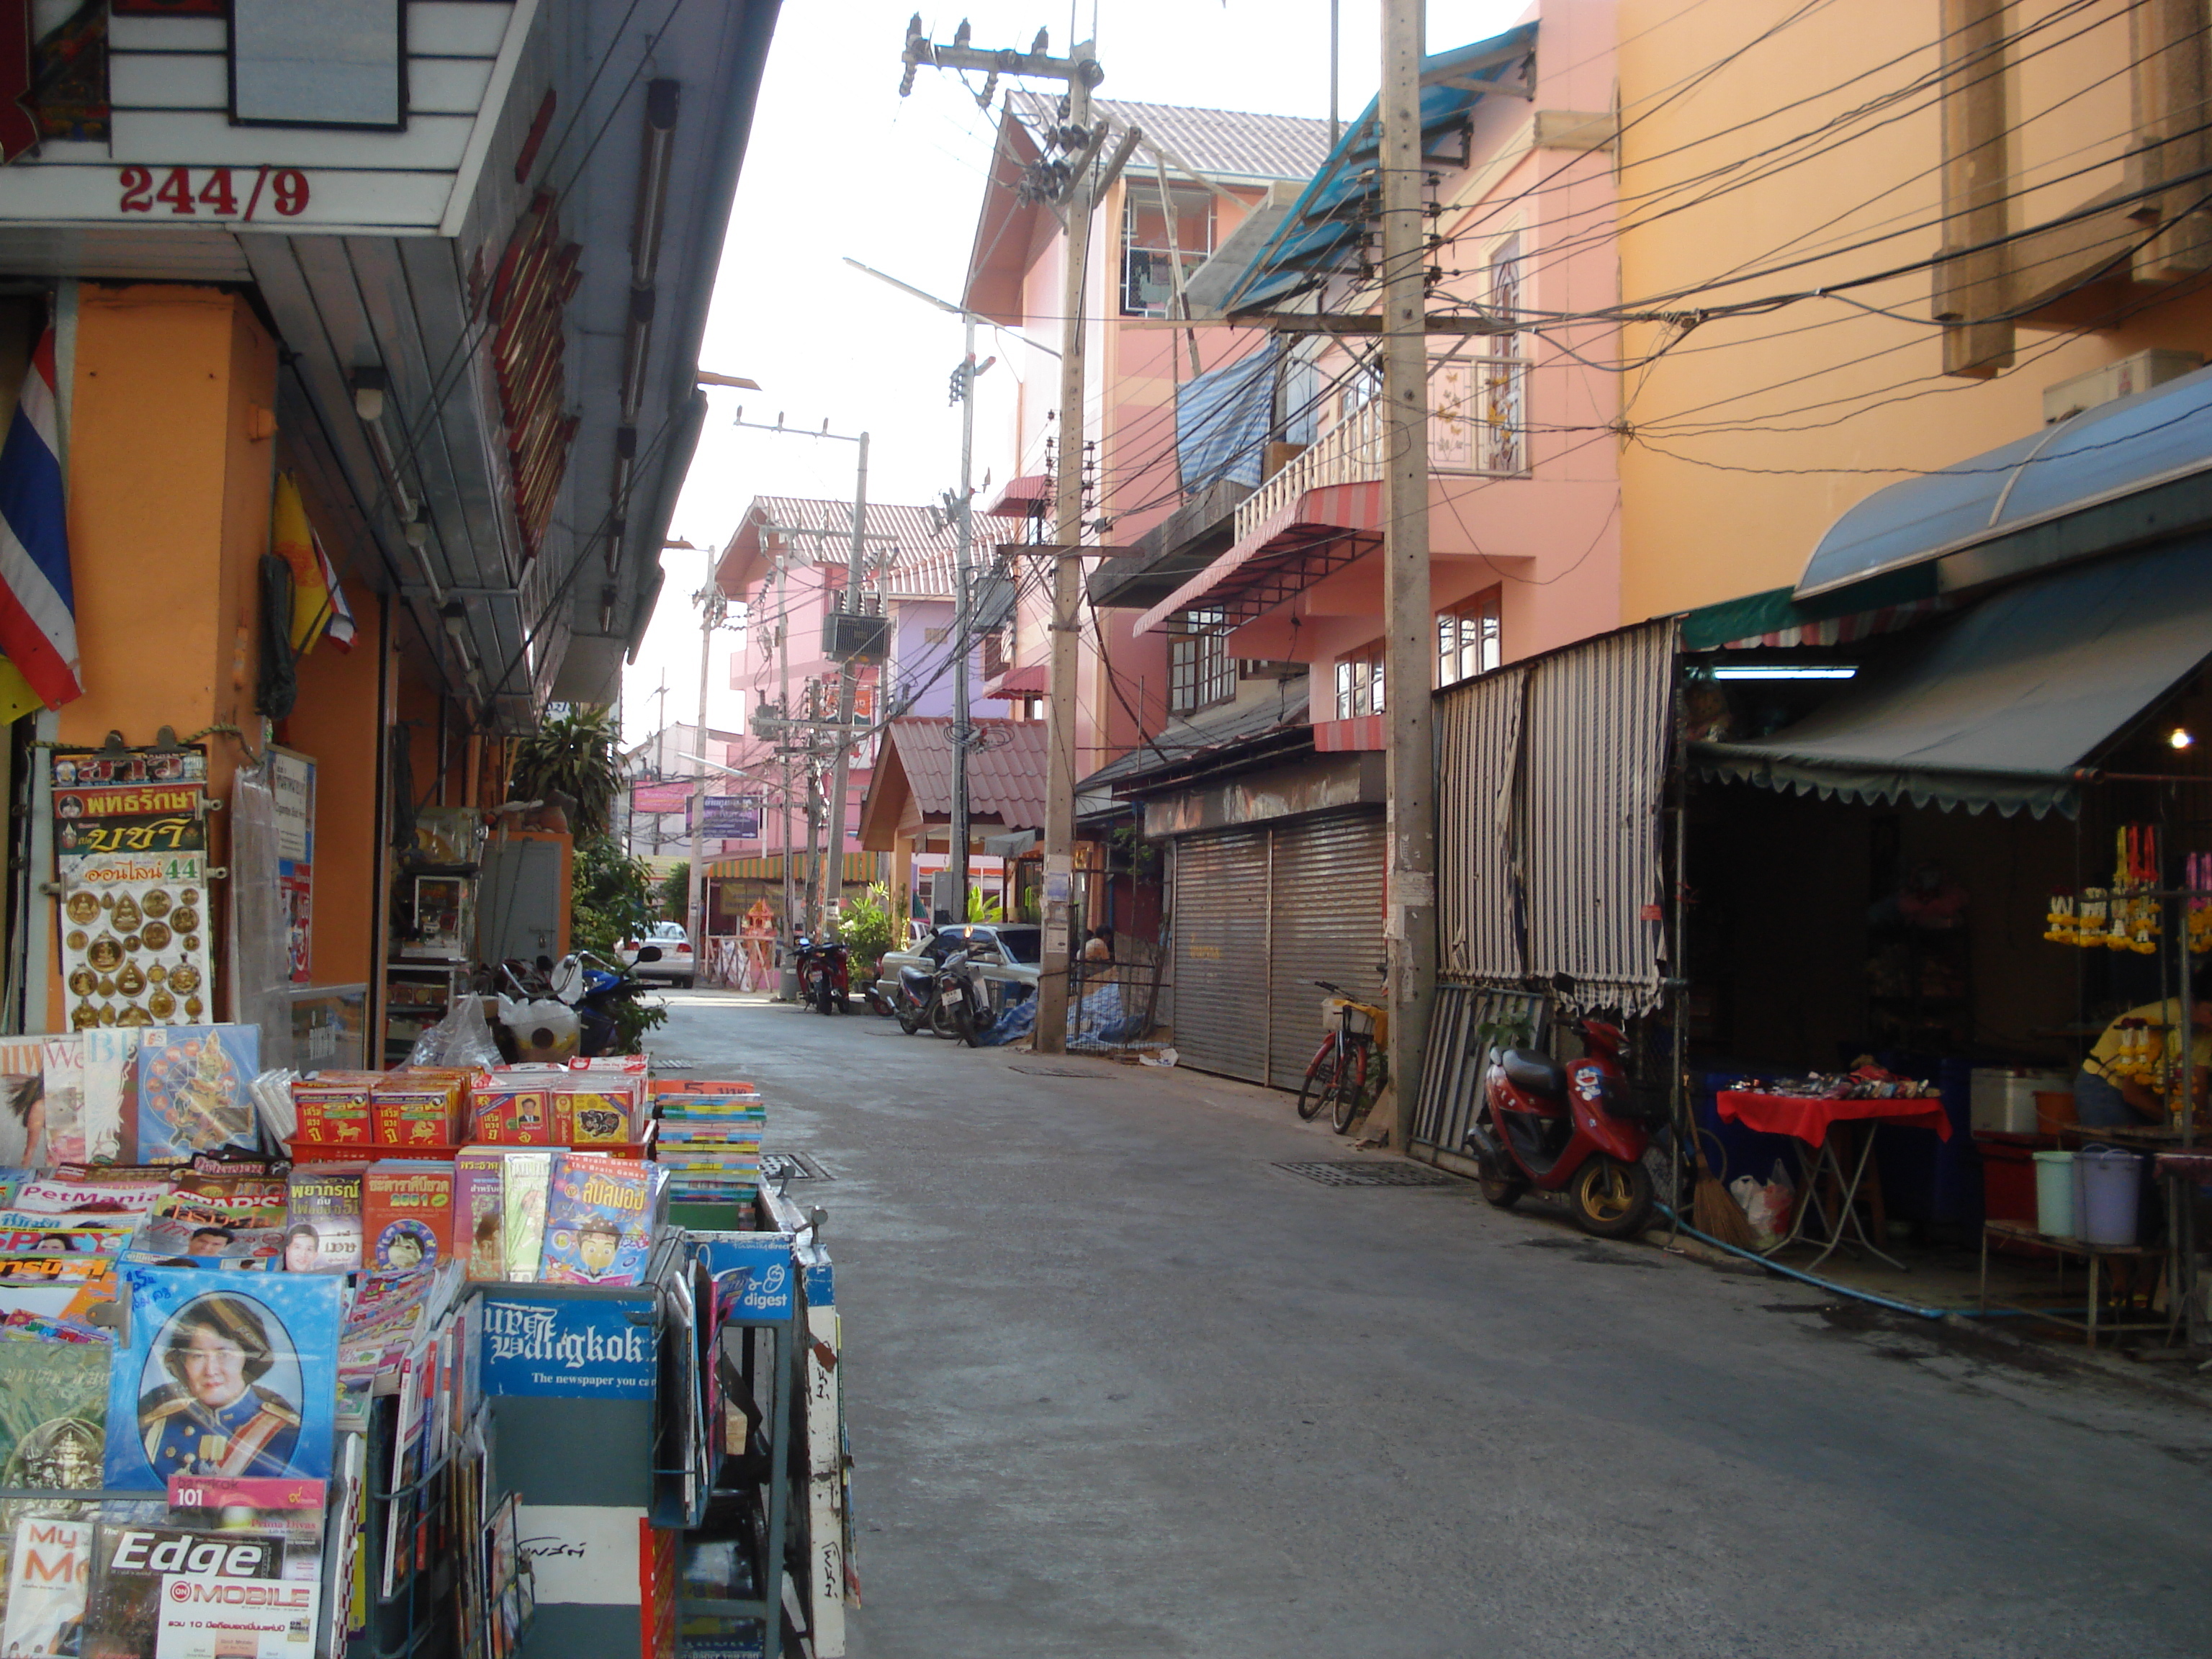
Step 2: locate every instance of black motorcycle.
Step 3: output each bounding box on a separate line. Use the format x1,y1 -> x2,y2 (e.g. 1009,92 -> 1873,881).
934,944 -> 1002,1047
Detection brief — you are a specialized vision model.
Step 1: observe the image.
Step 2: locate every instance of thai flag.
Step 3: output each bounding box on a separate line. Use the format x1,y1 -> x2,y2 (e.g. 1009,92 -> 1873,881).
0,328 -> 77,709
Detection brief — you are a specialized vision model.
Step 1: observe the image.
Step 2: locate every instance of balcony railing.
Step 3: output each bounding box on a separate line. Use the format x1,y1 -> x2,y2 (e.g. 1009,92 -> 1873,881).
1231,356 -> 1529,547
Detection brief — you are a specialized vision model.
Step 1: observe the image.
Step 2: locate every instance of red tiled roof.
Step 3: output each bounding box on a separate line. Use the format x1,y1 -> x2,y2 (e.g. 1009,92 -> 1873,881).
983,664 -> 1047,698
882,717 -> 1047,830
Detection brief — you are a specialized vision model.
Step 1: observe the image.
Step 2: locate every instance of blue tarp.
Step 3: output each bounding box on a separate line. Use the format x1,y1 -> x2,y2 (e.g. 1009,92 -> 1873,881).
1176,344 -> 1280,493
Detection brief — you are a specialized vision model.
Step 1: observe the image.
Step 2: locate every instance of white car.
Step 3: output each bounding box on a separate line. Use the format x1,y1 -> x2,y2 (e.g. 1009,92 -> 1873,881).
619,922 -> 696,987
874,923 -> 1041,1017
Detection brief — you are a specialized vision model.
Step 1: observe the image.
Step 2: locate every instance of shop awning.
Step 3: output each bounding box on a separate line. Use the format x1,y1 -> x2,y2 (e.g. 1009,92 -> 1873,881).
1132,481 -> 1383,636
1796,363 -> 2212,601
1694,534 -> 2212,817
983,664 -> 1047,698
982,475 -> 1053,517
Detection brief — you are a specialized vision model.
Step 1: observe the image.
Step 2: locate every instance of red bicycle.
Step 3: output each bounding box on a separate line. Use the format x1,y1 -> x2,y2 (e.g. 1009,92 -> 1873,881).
1295,979 -> 1388,1136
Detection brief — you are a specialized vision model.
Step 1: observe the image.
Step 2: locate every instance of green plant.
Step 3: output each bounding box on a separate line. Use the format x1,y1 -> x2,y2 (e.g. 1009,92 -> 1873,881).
509,705 -> 624,840
839,882 -> 897,973
610,994 -> 668,1056
570,835 -> 657,958
658,860 -> 690,921
1110,824 -> 1158,875
966,887 -> 1004,924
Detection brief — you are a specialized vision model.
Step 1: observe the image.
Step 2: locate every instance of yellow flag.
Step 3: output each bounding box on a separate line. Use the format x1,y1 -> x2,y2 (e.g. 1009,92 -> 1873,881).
0,655 -> 44,728
271,473 -> 334,655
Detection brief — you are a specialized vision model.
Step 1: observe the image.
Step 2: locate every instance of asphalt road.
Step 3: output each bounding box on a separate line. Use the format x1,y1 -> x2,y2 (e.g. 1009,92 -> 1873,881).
649,991 -> 2212,1659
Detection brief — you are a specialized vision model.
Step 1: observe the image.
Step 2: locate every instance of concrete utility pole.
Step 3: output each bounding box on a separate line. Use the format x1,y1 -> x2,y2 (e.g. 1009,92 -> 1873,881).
1380,0 -> 1438,1147
823,431 -> 871,940
900,19 -> 1116,1054
687,581 -> 725,959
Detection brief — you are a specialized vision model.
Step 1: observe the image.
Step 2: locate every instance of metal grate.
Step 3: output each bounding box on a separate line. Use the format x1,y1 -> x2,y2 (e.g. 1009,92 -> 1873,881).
1272,1159 -> 1462,1188
762,1151 -> 831,1182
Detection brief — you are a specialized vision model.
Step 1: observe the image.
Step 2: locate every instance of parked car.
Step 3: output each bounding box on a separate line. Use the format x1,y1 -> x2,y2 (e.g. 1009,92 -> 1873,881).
875,923 -> 1041,1023
619,921 -> 696,988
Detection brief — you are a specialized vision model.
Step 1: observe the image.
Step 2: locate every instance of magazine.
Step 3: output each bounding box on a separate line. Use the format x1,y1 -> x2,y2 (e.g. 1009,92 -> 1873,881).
0,1338 -> 107,1488
362,1163 -> 455,1275
120,1218 -> 285,1269
134,1027 -> 261,1163
166,1475 -> 327,1545
79,1029 -> 136,1166
499,1154 -> 553,1286
1,1512 -> 92,1658
83,1519 -> 312,1659
454,1148 -> 509,1280
282,1165 -> 365,1272
103,1264 -> 343,1489
38,1037 -> 84,1167
538,1153 -> 655,1285
158,1172 -> 287,1230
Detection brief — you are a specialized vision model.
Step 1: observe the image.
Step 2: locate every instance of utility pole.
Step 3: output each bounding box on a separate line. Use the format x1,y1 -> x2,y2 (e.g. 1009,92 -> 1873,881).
1380,0 -> 1438,1146
775,558 -> 796,953
903,18 -> 1124,1055
822,431 -> 871,940
687,580 -> 727,961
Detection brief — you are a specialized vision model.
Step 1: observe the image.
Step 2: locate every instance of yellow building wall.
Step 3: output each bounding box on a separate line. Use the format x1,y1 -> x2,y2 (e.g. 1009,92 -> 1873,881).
282,597 -> 385,994
1612,0 -> 2212,621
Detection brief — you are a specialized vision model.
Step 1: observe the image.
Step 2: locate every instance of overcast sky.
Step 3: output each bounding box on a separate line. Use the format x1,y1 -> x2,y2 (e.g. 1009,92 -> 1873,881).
624,0 -> 1528,745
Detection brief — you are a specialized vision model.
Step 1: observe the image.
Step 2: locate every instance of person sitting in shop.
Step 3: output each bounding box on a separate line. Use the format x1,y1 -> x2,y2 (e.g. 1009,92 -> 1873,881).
2074,997 -> 2212,1126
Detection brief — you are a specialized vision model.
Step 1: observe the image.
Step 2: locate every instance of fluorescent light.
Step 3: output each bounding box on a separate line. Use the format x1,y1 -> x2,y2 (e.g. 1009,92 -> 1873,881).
1709,665 -> 1858,681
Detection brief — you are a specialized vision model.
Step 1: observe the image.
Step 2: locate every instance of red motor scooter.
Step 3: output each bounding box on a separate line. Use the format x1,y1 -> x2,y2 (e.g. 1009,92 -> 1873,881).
1465,998 -> 1654,1238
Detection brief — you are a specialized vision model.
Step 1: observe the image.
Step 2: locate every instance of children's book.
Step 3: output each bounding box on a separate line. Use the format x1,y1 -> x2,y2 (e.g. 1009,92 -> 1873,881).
103,1263 -> 343,1489
538,1153 -> 654,1285
283,1164 -> 365,1272
135,1025 -> 261,1161
498,1154 -> 552,1286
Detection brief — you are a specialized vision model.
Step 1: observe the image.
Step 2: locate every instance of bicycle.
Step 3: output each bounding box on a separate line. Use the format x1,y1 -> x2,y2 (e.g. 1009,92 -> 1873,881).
1296,979 -> 1389,1135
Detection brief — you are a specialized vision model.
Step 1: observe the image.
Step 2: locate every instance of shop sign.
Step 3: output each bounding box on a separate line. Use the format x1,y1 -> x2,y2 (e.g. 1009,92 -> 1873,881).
691,796 -> 760,838
478,1296 -> 656,1398
51,746 -> 212,1031
631,781 -> 691,816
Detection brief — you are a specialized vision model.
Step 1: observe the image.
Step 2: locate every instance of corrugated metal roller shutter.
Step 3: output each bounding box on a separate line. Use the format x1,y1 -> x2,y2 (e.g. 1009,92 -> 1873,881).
1521,619 -> 1676,1015
1436,664 -> 1528,981
1266,809 -> 1387,1088
1172,828 -> 1271,1083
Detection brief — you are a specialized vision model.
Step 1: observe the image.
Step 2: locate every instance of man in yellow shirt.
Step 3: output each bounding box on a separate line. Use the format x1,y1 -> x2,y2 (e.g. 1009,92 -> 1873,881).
2074,998 -> 2212,1127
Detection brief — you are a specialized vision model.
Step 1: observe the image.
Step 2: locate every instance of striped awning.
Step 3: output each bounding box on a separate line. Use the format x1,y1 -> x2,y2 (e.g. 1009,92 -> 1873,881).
1132,481 -> 1383,636
703,852 -> 886,882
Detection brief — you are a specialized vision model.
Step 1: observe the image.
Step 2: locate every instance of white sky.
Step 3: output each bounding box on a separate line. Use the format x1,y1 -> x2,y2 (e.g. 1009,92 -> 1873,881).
624,0 -> 1527,745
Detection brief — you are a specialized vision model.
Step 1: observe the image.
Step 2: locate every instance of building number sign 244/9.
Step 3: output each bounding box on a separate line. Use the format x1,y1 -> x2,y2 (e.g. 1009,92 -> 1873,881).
117,165 -> 309,219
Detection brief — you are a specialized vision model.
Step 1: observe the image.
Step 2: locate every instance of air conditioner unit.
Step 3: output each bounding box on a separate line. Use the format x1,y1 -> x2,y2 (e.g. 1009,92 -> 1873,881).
2042,348 -> 2203,424
822,608 -> 890,663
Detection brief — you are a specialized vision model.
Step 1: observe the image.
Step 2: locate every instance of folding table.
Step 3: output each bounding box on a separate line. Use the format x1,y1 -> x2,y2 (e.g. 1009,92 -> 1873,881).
1715,1090 -> 1954,1269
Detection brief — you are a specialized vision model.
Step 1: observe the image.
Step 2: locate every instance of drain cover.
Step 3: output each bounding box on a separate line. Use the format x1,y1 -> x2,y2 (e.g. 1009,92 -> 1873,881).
762,1151 -> 831,1182
1273,1159 -> 1461,1188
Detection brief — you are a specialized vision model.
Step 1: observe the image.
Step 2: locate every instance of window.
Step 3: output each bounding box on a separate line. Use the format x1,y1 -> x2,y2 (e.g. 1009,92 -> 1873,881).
1437,591 -> 1502,687
1334,644 -> 1386,720
1122,186 -> 1216,318
1169,610 -> 1236,714
1482,233 -> 1527,476
981,629 -> 1007,680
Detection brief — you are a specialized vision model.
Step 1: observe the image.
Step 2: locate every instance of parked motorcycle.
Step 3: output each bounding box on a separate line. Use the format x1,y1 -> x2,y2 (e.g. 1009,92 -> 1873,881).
1464,984 -> 1654,1238
498,950 -> 655,1061
791,934 -> 851,1015
888,955 -> 947,1036
935,944 -> 1000,1048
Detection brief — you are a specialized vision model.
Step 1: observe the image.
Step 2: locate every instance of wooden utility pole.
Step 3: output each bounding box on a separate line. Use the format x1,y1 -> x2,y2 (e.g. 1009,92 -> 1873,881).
1379,0 -> 1437,1146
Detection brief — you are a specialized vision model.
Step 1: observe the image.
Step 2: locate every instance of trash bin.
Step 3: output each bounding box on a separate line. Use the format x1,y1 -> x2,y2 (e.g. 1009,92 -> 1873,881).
2073,1144 -> 2144,1246
2033,1149 -> 2076,1238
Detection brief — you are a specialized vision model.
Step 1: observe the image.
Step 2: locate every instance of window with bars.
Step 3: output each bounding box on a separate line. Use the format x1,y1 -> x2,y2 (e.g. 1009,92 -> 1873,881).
1483,232 -> 1527,476
1122,186 -> 1216,317
981,629 -> 1007,680
1169,611 -> 1236,714
1334,644 -> 1386,720
1437,590 -> 1502,688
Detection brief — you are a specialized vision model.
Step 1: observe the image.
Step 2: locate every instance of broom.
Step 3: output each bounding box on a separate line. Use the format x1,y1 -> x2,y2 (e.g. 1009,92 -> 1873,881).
1690,1131 -> 1758,1249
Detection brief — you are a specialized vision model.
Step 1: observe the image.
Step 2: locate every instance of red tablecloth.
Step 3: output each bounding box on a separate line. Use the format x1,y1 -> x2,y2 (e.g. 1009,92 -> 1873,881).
1717,1090 -> 1953,1146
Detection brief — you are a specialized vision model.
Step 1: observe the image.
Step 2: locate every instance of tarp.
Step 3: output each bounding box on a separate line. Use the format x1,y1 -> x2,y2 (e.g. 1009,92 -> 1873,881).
1694,534 -> 2212,817
1796,362 -> 2212,600
1175,344 -> 1279,493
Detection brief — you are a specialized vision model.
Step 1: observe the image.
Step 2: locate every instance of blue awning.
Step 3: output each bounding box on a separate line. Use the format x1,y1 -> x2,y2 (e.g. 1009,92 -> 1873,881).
1697,533 -> 2212,817
1213,24 -> 1537,316
1797,362 -> 2212,600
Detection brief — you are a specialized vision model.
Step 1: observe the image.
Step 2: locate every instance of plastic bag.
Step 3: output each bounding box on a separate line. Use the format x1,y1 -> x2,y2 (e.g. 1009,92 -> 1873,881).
406,991 -> 503,1071
496,994 -> 580,1063
1730,1158 -> 1797,1248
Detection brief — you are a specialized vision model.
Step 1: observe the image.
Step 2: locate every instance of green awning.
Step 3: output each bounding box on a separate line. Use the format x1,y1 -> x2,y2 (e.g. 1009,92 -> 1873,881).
1678,565 -> 1938,652
1691,534 -> 2212,817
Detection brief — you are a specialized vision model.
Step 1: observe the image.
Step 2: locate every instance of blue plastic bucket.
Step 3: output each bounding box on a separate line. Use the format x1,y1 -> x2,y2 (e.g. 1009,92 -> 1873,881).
2073,1144 -> 2144,1246
2033,1150 -> 2076,1238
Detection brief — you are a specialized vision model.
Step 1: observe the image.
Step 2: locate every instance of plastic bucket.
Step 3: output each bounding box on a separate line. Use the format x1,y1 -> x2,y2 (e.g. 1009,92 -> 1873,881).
2074,1145 -> 2144,1246
2033,1150 -> 2076,1238
2033,1089 -> 2076,1136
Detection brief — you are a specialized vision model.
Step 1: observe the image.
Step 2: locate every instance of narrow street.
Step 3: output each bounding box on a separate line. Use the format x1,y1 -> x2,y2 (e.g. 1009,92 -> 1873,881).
652,993 -> 2212,1659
